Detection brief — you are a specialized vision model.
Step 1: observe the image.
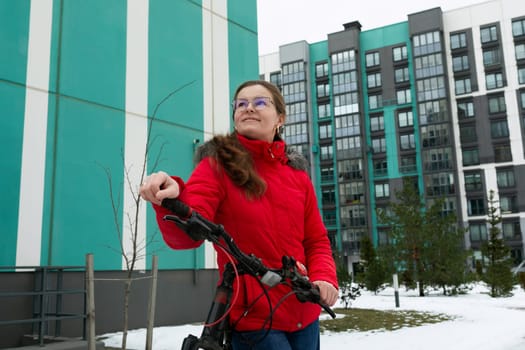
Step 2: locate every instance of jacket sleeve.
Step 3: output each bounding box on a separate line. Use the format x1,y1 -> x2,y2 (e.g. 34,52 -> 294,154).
302,176 -> 339,289
152,157 -> 225,250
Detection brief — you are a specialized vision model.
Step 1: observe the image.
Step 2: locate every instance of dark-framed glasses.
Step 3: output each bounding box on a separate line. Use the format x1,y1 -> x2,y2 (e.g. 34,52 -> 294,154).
232,97 -> 274,112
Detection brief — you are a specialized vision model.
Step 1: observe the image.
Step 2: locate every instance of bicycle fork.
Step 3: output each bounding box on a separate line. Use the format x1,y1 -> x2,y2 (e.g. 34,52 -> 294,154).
181,264 -> 236,350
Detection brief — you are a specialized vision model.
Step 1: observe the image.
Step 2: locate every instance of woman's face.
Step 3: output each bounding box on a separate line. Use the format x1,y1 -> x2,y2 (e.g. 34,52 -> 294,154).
233,84 -> 284,143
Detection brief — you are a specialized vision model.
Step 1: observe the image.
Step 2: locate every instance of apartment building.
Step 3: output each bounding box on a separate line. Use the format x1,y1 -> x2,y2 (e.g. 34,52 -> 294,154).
259,0 -> 525,273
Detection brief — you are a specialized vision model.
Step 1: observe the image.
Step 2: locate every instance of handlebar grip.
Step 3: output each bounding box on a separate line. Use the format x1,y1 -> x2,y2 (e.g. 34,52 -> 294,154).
311,285 -> 337,319
161,198 -> 192,218
321,303 -> 336,318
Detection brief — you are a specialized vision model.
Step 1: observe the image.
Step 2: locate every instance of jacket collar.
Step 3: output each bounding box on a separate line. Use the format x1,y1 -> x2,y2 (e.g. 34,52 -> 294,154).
236,133 -> 288,165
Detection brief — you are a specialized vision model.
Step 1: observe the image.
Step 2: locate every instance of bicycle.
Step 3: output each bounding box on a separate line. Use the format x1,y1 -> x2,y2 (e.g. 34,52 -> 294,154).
161,198 -> 336,350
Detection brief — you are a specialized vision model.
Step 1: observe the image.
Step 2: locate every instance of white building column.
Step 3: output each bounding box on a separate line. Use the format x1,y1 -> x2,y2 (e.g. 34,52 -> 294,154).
16,0 -> 54,266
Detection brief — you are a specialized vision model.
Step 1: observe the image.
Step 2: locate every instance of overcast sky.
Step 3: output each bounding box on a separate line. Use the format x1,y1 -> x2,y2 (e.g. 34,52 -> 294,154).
256,0 -> 488,55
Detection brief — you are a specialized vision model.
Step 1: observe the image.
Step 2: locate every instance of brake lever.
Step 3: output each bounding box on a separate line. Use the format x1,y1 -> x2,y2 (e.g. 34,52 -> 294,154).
282,256 -> 336,319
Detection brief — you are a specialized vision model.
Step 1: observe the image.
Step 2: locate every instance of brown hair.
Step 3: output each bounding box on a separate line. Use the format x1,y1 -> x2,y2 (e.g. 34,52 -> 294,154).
216,80 -> 286,198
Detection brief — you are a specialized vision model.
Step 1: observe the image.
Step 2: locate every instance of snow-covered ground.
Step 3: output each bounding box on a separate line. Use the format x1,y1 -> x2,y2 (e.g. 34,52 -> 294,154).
100,283 -> 525,350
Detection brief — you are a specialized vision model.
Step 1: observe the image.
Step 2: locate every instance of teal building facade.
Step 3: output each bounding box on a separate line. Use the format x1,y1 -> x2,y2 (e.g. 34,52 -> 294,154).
1,0 -> 259,344
1,0 -> 258,270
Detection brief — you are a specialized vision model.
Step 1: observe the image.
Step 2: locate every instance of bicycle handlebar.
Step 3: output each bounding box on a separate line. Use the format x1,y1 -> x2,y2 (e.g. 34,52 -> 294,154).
161,198 -> 336,319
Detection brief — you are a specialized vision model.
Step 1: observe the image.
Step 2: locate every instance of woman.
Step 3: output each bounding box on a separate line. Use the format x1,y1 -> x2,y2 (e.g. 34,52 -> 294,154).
140,80 -> 338,350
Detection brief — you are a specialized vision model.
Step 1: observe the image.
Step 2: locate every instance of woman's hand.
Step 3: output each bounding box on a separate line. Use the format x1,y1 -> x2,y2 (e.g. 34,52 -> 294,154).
139,171 -> 180,206
312,280 -> 339,307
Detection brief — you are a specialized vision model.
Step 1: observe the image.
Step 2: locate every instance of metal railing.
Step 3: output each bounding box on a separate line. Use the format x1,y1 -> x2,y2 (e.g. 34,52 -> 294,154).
0,264 -> 87,346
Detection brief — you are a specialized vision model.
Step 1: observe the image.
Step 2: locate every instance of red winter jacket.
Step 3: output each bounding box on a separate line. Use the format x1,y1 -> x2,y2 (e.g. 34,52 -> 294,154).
153,134 -> 337,332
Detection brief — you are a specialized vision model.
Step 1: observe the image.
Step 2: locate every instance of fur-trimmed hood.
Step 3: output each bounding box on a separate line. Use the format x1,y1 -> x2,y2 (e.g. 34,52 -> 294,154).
194,137 -> 309,172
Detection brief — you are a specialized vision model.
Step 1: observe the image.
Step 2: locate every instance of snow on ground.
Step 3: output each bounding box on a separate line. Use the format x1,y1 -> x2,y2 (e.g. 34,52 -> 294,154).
100,283 -> 525,349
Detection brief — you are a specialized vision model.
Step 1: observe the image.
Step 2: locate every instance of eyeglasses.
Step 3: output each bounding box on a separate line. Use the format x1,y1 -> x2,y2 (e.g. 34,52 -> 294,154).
232,97 -> 274,112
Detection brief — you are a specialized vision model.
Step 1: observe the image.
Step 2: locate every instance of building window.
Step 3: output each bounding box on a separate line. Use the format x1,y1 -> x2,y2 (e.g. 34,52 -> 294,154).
331,50 -> 357,73
421,124 -> 449,147
502,222 -> 521,239
319,124 -> 332,139
369,94 -> 383,110
468,198 -> 485,216
413,31 -> 441,56
485,72 -> 504,90
512,19 -> 525,37
469,223 -> 488,241
425,172 -> 455,196
320,144 -> 333,161
518,67 -> 525,85
488,95 -> 506,114
317,83 -> 330,98
341,205 -> 366,228
480,25 -> 498,44
367,72 -> 382,88
282,61 -> 305,84
414,53 -> 444,78
315,62 -> 329,79
322,210 -> 337,227
320,165 -> 334,182
269,72 -> 281,87
490,120 -> 509,138
500,196 -> 517,214
372,137 -> 386,153
333,71 -> 358,94
417,77 -> 446,101
497,168 -> 515,187
452,55 -> 469,72
338,159 -> 363,180
521,91 -> 525,109
285,122 -> 308,144
450,32 -> 467,50
340,182 -> 365,203
375,183 -> 390,198
335,114 -> 360,137
393,46 -> 408,61
282,81 -> 306,103
336,136 -> 361,158
334,92 -> 359,115
516,44 -> 525,60
398,110 -> 413,128
460,124 -> 477,143
462,148 -> 479,166
423,147 -> 452,171
370,114 -> 384,132
318,103 -> 330,119
457,100 -> 474,119
287,102 -> 307,124
419,99 -> 448,124
394,67 -> 410,83
365,52 -> 380,67
400,156 -> 417,172
400,133 -> 416,150
455,77 -> 472,95
464,172 -> 482,191
494,144 -> 512,162
396,89 -> 412,104
374,159 -> 388,176
321,187 -> 336,205
483,48 -> 501,67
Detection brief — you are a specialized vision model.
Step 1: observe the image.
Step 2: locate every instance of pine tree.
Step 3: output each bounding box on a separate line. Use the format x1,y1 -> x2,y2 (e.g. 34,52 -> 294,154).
422,198 -> 470,295
377,177 -> 426,296
377,177 -> 470,296
359,235 -> 389,293
481,190 -> 514,297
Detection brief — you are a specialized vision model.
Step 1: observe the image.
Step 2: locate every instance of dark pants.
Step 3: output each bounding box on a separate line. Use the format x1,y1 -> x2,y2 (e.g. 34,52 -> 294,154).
231,319 -> 320,350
